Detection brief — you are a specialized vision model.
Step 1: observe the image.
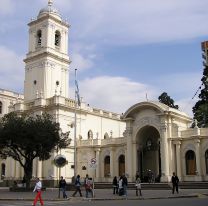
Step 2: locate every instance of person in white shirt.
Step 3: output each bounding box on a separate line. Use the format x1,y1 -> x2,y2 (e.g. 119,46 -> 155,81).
32,178 -> 44,206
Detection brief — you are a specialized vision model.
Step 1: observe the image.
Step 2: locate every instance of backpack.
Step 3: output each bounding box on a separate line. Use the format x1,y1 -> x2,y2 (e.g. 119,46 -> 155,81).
85,179 -> 92,189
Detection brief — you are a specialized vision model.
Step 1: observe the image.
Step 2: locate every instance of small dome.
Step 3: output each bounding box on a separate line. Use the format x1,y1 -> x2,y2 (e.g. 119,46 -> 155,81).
38,5 -> 61,20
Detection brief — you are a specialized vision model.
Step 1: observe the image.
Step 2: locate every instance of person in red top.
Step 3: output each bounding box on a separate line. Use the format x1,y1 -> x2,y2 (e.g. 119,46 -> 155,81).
32,177 -> 44,206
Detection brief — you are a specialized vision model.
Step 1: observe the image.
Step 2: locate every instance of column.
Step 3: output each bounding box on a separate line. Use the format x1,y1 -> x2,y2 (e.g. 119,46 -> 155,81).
175,141 -> 182,179
95,149 -> 101,181
132,141 -> 137,179
10,158 -> 16,179
37,160 -> 43,178
110,148 -> 115,178
126,129 -> 133,180
160,125 -> 169,182
195,139 -> 202,181
15,161 -> 20,179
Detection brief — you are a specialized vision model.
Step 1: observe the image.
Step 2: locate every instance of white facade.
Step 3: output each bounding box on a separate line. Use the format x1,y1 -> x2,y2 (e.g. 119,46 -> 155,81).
0,1 -> 208,185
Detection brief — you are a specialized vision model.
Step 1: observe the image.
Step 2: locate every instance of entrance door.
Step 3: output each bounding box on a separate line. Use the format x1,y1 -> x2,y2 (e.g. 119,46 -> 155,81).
137,126 -> 161,182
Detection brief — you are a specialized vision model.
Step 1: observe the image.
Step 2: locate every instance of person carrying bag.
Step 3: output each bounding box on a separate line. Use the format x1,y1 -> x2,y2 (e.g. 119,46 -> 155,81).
135,175 -> 142,196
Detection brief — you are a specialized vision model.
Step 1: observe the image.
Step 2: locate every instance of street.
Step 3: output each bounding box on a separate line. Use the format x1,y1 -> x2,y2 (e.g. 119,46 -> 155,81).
0,197 -> 208,206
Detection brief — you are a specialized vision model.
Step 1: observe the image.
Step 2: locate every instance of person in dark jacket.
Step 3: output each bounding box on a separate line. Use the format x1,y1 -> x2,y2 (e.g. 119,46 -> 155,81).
171,172 -> 179,194
72,174 -> 82,197
59,176 -> 67,198
122,174 -> 128,196
112,176 -> 118,194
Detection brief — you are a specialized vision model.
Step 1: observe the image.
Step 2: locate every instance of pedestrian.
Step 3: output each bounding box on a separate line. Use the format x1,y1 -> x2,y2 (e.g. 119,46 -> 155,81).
32,177 -> 44,206
122,174 -> 128,196
171,172 -> 179,194
59,176 -> 68,198
72,174 -> 82,197
112,176 -> 118,194
118,176 -> 123,196
135,175 -> 142,196
84,174 -> 93,198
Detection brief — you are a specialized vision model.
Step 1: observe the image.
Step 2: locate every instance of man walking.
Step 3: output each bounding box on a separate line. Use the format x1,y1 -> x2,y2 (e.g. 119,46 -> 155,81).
171,172 -> 179,194
72,174 -> 82,197
59,176 -> 67,198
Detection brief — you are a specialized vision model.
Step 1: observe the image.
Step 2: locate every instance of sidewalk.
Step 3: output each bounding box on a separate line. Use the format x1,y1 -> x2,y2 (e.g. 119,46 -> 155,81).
0,187 -> 207,201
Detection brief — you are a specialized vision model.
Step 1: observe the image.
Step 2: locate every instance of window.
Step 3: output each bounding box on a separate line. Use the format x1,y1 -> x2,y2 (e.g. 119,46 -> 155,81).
104,156 -> 110,177
205,150 -> 208,174
118,155 -> 125,176
87,130 -> 93,139
37,30 -> 42,46
55,30 -> 61,47
185,150 -> 196,175
1,163 -> 5,179
0,101 -> 2,114
104,132 -> 109,139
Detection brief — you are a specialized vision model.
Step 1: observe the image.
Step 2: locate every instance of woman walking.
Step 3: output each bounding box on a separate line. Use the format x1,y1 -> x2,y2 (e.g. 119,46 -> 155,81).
32,178 -> 44,206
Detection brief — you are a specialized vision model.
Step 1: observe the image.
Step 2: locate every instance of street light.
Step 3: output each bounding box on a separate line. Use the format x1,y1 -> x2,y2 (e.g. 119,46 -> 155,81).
55,129 -> 71,198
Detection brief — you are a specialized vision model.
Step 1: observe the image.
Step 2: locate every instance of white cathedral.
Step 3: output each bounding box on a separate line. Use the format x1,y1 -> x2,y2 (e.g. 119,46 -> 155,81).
0,1 -> 208,186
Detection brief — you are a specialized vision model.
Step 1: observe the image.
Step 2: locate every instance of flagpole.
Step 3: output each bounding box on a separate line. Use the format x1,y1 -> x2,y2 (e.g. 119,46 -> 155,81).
74,69 -> 77,179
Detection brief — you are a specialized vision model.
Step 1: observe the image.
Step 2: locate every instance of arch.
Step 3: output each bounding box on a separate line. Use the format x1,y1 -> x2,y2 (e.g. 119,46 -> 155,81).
185,150 -> 196,175
0,101 -> 2,114
87,130 -> 93,139
104,132 -> 109,139
55,30 -> 61,47
37,30 -> 42,46
104,155 -> 110,177
205,149 -> 208,174
136,125 -> 161,182
118,154 -> 125,177
1,163 -> 5,179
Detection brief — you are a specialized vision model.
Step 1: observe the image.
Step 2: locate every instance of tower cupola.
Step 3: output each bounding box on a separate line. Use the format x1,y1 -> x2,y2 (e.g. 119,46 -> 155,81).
24,0 -> 70,102
38,0 -> 61,20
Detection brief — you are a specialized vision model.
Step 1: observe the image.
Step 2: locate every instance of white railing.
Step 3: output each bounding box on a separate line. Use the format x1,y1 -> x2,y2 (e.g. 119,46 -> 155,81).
77,137 -> 126,147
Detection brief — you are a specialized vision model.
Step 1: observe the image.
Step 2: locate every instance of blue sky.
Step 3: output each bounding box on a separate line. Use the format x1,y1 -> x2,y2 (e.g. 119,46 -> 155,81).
0,0 -> 208,116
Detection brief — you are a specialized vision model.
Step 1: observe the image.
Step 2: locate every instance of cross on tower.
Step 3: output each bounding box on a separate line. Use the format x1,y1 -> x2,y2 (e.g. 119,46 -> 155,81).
48,0 -> 53,7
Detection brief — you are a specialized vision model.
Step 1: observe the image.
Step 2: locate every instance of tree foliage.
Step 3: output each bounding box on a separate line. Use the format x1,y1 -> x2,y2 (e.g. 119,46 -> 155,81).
0,112 -> 70,188
158,92 -> 179,109
192,65 -> 208,128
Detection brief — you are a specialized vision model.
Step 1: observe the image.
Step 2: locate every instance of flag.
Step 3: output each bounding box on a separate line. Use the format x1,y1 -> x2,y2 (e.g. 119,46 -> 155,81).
75,80 -> 81,106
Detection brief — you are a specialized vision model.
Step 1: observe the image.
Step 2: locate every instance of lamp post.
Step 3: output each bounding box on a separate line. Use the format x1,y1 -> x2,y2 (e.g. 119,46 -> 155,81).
55,129 -> 71,198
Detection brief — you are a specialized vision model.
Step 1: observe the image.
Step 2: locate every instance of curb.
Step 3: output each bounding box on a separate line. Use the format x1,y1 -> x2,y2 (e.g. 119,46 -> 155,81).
0,194 -> 204,201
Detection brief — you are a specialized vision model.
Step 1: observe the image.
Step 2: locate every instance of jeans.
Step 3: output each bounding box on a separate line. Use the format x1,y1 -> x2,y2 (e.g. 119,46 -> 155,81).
60,187 -> 67,198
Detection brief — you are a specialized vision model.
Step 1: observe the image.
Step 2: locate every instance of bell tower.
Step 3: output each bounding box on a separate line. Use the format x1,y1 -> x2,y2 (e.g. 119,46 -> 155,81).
24,0 -> 70,101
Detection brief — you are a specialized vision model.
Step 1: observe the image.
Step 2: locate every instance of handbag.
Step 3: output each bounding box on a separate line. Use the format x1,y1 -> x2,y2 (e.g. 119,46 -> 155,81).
135,183 -> 141,189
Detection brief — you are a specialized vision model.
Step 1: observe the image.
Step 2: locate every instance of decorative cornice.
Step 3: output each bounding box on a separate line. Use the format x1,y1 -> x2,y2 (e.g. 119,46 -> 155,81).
24,52 -> 71,64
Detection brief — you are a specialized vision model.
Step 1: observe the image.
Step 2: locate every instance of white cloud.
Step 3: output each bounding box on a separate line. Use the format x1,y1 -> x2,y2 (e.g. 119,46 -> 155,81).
0,46 -> 24,91
78,76 -> 157,113
70,52 -> 94,72
73,73 -> 200,116
0,0 -> 14,15
67,0 -> 208,45
176,98 -> 198,117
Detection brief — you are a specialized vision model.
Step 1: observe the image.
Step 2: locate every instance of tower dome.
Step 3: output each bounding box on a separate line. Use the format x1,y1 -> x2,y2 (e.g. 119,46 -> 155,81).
38,0 -> 61,20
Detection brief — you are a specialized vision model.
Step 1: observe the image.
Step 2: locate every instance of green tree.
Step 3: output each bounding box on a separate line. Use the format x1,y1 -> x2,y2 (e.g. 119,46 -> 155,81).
158,92 -> 179,109
0,112 -> 70,188
192,65 -> 208,128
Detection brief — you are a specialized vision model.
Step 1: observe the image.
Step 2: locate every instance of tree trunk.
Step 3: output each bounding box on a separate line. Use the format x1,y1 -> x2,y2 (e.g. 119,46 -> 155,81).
24,160 -> 33,189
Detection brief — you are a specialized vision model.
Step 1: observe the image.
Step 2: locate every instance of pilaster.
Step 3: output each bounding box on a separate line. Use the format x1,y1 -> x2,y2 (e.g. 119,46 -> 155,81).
95,148 -> 101,181
160,124 -> 170,182
175,141 -> 182,179
195,139 -> 202,181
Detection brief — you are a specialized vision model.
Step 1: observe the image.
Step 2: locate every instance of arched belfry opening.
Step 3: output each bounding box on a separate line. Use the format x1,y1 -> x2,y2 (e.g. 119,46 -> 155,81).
136,126 -> 161,182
